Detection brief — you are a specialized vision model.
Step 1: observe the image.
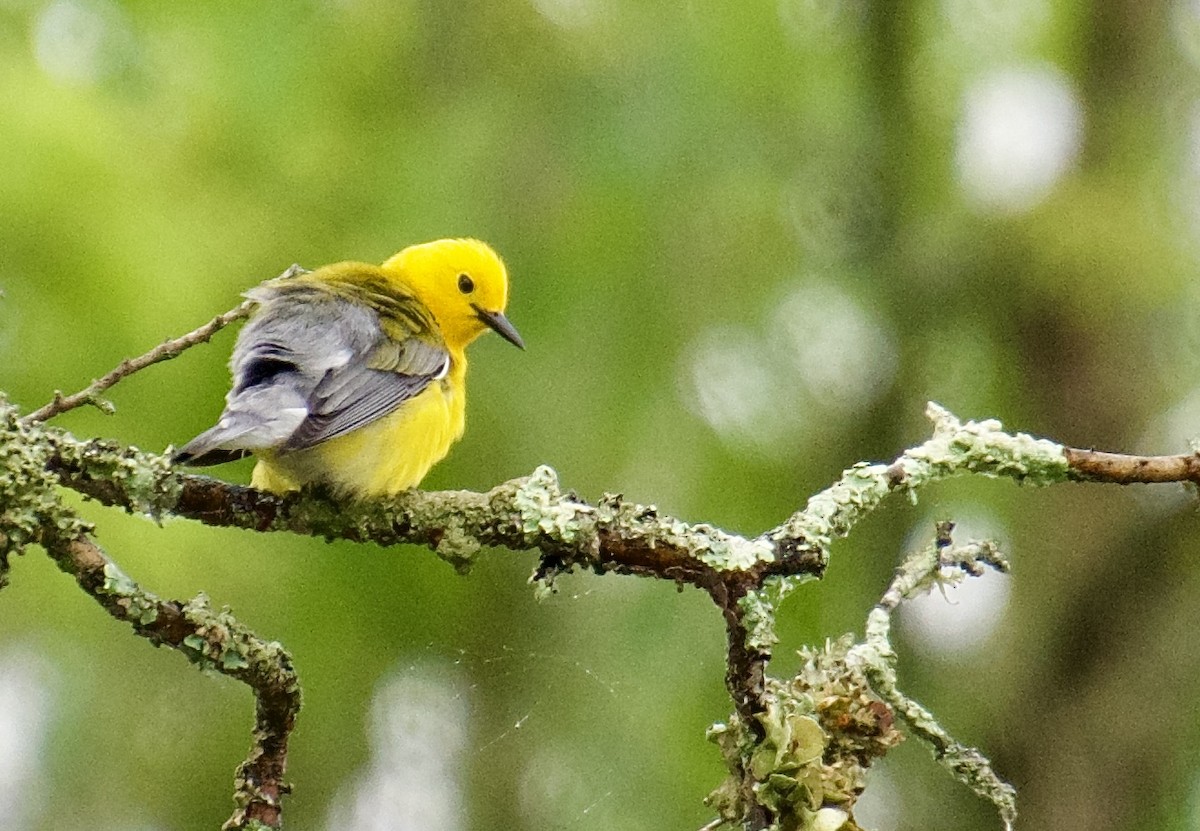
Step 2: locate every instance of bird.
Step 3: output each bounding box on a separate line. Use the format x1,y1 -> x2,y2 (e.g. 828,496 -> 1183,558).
172,238 -> 523,497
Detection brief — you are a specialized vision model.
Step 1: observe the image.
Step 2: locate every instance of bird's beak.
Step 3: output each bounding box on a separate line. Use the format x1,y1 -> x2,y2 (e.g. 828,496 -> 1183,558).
473,306 -> 525,349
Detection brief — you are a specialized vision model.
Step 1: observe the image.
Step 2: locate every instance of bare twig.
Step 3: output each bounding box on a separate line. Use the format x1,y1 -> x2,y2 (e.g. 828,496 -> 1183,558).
1065,447 -> 1200,484
22,262 -> 309,425
22,262 -> 312,425
22,299 -> 255,424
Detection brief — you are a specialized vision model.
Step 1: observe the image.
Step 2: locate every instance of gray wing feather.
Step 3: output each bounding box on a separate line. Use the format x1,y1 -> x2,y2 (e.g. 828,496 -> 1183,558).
174,284 -> 447,465
282,368 -> 430,450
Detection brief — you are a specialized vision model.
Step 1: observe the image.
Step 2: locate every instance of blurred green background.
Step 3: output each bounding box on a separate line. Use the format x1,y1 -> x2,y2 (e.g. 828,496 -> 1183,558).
2,1 -> 1200,829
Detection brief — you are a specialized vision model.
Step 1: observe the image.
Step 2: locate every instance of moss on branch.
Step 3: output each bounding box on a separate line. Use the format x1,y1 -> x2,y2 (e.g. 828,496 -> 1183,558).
1,402 -> 299,830
7,390 -> 1200,830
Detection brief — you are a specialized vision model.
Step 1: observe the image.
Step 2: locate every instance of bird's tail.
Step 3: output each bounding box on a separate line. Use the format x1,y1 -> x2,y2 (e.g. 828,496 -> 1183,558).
172,386 -> 308,467
172,416 -> 258,465
172,441 -> 251,467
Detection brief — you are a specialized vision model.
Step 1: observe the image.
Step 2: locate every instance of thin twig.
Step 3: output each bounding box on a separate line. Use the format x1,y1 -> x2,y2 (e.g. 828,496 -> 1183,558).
854,529 -> 1017,830
22,299 -> 254,424
21,263 -> 308,425
1065,446 -> 1200,484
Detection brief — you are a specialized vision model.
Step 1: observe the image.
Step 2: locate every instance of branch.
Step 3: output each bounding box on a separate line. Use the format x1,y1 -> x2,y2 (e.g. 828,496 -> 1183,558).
21,299 -> 255,423
0,402 -> 299,829
1064,446 -> 1200,484
42,530 -> 300,830
851,523 -> 1017,829
20,264 -> 310,425
30,404 -> 1200,721
8,358 -> 1200,829
761,403 -> 1072,565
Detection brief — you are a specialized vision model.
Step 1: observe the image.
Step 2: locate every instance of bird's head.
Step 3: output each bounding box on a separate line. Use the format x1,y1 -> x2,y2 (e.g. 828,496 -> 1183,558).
382,238 -> 523,352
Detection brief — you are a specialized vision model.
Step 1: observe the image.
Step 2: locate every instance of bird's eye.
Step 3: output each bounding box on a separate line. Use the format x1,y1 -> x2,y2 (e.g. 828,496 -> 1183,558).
457,274 -> 475,294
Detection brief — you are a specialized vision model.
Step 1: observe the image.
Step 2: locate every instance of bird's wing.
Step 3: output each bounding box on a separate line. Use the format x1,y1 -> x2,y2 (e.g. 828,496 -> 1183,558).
281,322 -> 449,450
173,268 -> 448,464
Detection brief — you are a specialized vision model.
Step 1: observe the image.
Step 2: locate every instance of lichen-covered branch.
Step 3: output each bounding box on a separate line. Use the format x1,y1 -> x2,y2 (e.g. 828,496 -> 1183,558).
705,524 -> 1017,831
0,403 -> 299,830
20,298 -> 257,424
7,368 -> 1200,829
39,404 -> 1081,587
42,530 -> 300,830
37,403 -> 1076,731
849,523 -> 1018,830
760,403 -> 1071,572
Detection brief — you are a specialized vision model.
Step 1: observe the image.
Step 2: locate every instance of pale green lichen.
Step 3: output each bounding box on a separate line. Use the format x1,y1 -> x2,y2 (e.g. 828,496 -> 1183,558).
737,587 -> 784,653
707,636 -> 900,831
902,403 -> 1069,486
518,466 -> 778,581
101,561 -> 137,595
513,465 -> 590,544
431,513 -> 481,572
221,650 -> 250,671
603,496 -> 774,572
692,525 -> 775,571
100,561 -> 161,625
848,528 -> 1017,830
179,594 -> 290,681
46,434 -> 183,521
0,400 -> 92,565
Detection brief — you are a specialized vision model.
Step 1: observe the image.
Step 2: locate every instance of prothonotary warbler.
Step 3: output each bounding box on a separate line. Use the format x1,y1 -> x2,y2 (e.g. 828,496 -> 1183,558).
173,238 -> 523,497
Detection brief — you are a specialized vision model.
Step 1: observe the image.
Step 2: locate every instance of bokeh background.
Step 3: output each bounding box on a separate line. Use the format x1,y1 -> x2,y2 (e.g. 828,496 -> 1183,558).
2,1 -> 1200,829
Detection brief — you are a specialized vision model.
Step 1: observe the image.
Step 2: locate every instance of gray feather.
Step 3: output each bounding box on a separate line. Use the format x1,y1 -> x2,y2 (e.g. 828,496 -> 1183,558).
174,276 -> 449,466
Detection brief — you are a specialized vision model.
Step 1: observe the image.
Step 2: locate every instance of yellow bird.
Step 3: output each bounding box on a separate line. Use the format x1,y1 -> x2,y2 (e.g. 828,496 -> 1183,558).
173,238 -> 523,497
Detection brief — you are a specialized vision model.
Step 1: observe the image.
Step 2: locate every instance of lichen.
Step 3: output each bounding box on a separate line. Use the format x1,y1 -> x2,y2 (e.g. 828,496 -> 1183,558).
738,588 -> 780,653
694,525 -> 775,571
0,400 -> 92,563
707,636 -> 899,830
100,561 -> 162,625
513,465 -> 591,545
177,594 -> 297,690
904,403 -> 1069,484
431,514 -> 481,572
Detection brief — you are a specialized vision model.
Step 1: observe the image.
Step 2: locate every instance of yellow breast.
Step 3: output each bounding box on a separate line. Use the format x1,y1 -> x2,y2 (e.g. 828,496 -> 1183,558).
252,366 -> 467,497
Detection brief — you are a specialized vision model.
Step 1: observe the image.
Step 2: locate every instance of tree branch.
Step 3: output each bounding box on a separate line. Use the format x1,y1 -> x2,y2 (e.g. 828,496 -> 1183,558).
21,299 -> 256,424
7,348 -> 1200,829
20,262 -> 309,426
851,523 -> 1018,829
1064,446 -> 1200,484
40,529 -> 300,830
0,403 -> 299,829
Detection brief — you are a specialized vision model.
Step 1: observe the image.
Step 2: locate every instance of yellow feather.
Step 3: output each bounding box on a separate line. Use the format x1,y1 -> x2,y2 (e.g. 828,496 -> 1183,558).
177,238 -> 520,498
252,361 -> 467,496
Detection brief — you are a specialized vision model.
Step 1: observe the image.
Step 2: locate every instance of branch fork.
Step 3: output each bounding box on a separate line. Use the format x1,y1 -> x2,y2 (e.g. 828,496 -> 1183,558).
5,297 -> 1200,829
